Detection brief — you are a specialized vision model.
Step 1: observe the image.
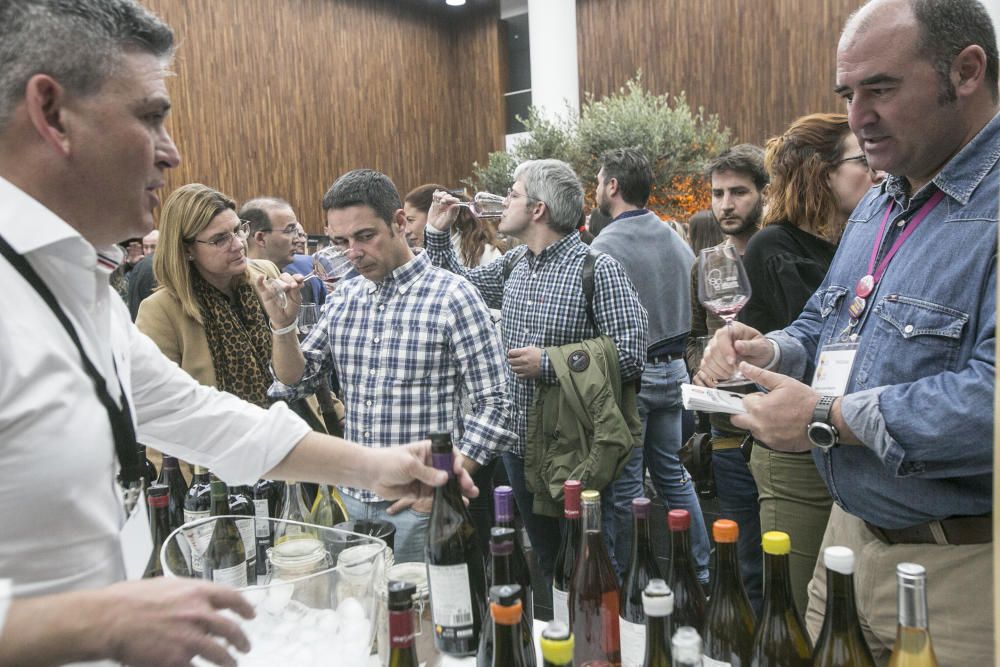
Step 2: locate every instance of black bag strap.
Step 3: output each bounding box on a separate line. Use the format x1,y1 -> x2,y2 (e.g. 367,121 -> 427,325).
0,234 -> 143,485
502,244 -> 600,330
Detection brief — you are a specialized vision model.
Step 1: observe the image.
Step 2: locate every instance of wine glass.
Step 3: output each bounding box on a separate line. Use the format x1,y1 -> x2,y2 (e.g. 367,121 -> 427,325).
297,303 -> 321,338
697,245 -> 752,383
454,192 -> 505,219
270,246 -> 353,309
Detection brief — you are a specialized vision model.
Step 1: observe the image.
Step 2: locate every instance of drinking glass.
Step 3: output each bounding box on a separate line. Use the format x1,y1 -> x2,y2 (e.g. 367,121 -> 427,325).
270,246 -> 353,308
297,303 -> 321,337
697,245 -> 751,383
454,191 -> 505,219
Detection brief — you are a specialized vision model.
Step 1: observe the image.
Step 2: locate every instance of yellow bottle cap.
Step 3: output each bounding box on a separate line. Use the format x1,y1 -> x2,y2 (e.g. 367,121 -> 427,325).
762,531 -> 791,555
581,489 -> 600,503
540,634 -> 574,664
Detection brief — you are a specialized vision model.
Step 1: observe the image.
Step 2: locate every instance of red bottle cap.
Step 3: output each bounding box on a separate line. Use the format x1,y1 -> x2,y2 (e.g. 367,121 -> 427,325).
667,509 -> 690,531
563,480 -> 582,518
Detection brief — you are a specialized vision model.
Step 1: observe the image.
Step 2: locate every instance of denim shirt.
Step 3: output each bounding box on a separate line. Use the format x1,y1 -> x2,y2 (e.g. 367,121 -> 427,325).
770,111 -> 999,528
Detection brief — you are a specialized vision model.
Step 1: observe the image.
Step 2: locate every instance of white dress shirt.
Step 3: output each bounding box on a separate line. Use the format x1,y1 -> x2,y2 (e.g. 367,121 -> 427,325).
0,177 -> 310,658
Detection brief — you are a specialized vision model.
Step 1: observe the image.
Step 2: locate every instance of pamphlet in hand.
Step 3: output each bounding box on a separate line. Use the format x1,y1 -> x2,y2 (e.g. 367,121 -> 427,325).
681,383 -> 747,415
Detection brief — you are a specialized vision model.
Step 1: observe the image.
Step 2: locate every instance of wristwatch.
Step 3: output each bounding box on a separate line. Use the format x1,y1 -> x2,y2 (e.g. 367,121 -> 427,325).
806,395 -> 840,450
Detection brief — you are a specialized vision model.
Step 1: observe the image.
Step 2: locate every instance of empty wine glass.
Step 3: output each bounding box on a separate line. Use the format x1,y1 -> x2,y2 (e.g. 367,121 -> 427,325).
697,245 -> 752,383
454,192 -> 505,219
297,303 -> 321,337
270,246 -> 353,309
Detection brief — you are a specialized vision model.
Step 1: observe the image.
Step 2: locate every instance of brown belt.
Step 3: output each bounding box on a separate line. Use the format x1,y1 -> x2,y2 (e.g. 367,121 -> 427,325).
865,514 -> 992,546
711,436 -> 743,450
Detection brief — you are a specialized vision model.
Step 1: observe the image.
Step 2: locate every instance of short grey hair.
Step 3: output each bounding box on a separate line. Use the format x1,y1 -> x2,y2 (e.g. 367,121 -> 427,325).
513,159 -> 584,236
0,0 -> 174,131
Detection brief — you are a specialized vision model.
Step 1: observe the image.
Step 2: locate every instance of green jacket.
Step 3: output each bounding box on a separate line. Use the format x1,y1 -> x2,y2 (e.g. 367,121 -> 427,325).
525,335 -> 641,517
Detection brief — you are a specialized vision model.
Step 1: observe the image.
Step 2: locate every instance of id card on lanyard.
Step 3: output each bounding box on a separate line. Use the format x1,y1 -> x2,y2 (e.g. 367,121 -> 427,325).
811,190 -> 945,396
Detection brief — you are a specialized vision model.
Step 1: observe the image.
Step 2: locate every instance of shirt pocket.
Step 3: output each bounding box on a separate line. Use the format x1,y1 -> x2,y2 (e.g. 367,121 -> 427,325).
385,323 -> 444,381
817,285 -> 849,345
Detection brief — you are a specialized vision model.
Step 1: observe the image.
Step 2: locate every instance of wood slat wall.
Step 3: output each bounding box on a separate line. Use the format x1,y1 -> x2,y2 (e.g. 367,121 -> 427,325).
576,0 -> 866,147
144,0 -> 504,233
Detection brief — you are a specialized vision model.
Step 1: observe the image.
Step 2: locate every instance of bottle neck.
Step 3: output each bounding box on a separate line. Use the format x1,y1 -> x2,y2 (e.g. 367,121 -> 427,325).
581,500 -> 601,533
711,541 -> 741,595
209,489 -> 229,516
492,614 -> 525,665
150,503 -> 172,543
491,550 -> 515,586
645,612 -> 672,662
388,607 -> 416,652
762,552 -> 795,614
630,513 -> 654,567
824,570 -> 863,633
669,527 -> 693,564
898,576 -> 930,629
192,467 -> 209,484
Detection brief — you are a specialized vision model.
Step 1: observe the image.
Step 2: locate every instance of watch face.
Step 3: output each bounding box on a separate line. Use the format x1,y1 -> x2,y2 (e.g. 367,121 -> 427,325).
809,423 -> 836,449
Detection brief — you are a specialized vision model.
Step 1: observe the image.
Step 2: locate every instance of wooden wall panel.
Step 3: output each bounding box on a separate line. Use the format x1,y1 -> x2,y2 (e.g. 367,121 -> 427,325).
577,0 -> 866,147
143,0 -> 504,233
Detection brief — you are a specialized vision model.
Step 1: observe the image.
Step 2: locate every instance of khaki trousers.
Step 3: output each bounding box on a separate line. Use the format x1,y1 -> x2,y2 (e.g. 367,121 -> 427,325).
804,504 -> 993,665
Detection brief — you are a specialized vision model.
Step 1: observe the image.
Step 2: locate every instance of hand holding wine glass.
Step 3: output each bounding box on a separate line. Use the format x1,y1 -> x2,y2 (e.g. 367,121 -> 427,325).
697,245 -> 752,384
268,246 -> 353,309
427,190 -> 505,232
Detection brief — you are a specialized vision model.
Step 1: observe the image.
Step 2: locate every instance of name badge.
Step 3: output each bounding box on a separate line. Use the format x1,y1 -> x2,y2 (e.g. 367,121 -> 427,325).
811,342 -> 859,397
120,487 -> 153,580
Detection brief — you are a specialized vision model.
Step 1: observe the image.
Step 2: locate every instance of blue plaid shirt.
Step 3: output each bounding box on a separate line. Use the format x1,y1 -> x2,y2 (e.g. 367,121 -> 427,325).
268,251 -> 516,502
424,228 -> 648,455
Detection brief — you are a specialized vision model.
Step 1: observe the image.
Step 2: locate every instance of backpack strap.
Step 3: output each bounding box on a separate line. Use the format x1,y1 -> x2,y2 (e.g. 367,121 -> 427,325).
501,244 -> 530,284
582,248 -> 599,331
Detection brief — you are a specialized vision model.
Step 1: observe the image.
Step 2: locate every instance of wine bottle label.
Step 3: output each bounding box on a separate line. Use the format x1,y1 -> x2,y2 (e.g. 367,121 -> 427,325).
182,510 -> 211,572
211,561 -> 248,588
552,586 -> 569,626
619,618 -> 647,667
253,499 -> 271,537
427,563 -> 474,629
389,610 -> 415,649
237,518 -> 255,558
702,657 -> 732,667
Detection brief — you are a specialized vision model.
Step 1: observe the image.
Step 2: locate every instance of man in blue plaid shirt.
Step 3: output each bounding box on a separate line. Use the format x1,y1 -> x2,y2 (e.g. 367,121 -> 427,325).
425,159 -> 648,578
262,169 -> 517,563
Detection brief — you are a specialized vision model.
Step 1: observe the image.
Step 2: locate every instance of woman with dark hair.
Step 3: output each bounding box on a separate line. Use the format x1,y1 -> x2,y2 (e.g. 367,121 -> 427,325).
686,209 -> 724,256
740,112 -> 875,612
403,183 -> 504,266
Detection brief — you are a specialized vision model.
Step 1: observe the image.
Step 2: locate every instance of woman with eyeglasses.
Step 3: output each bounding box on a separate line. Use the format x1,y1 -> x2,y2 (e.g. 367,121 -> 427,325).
738,112 -> 876,613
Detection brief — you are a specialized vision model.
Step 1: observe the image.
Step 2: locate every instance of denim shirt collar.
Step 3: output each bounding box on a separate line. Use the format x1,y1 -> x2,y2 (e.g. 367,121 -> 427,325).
883,111 -> 1000,209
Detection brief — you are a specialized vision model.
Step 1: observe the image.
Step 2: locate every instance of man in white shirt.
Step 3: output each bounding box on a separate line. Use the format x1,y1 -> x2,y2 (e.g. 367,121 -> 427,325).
0,2 -> 474,665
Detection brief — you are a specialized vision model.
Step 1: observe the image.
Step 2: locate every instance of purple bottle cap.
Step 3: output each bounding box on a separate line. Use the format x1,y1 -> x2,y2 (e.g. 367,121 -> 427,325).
431,450 -> 453,475
494,485 -> 514,522
632,497 -> 651,519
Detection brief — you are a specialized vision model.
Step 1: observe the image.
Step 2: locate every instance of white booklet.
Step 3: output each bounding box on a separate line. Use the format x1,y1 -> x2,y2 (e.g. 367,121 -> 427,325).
681,383 -> 748,415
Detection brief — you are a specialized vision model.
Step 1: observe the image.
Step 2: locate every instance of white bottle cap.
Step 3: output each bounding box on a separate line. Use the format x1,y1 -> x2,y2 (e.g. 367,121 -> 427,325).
823,546 -> 855,575
641,579 -> 674,616
672,626 -> 702,662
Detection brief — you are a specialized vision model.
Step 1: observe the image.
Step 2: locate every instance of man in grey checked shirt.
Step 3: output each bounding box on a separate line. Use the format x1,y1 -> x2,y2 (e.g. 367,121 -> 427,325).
262,169 -> 517,563
426,159 -> 648,578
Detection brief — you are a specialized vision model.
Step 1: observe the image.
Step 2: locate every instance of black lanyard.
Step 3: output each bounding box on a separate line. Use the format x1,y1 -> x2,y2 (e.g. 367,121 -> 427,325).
0,234 -> 142,485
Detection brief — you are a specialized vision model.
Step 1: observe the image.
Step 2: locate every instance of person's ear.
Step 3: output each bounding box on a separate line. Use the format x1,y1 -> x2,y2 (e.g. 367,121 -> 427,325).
952,44 -> 988,99
392,209 -> 407,235
23,74 -> 71,156
761,184 -> 772,201
253,231 -> 268,247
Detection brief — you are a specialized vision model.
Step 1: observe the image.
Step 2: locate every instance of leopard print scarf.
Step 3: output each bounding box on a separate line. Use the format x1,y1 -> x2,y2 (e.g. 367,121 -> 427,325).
192,271 -> 273,408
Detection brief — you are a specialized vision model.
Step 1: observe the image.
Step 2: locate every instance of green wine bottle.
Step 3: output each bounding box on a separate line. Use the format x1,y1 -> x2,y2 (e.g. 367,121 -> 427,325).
183,465 -> 212,576
202,479 -> 247,587
812,546 -> 876,667
750,531 -> 811,666
703,519 -> 755,666
641,578 -> 674,667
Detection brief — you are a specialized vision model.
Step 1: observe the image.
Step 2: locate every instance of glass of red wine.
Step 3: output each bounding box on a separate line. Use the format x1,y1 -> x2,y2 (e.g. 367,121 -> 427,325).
270,246 -> 353,309
697,245 -> 752,384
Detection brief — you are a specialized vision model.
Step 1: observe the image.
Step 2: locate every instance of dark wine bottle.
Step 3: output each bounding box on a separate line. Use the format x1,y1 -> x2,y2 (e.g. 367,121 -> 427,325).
751,531 -> 811,666
137,444 -> 158,495
491,584 -> 533,667
665,509 -> 706,633
425,432 -> 487,656
252,478 -> 281,577
621,497 -> 663,667
143,484 -> 171,578
155,455 -> 189,532
570,489 -> 621,666
812,547 -> 876,667
203,479 -> 247,587
672,626 -> 704,666
553,479 -> 583,627
388,580 -> 420,667
478,528 -> 536,667
888,563 -> 939,667
703,519 -> 755,667
228,485 -> 256,585
540,621 -> 574,667
641,578 -> 674,667
494,485 -> 533,628
183,465 -> 213,576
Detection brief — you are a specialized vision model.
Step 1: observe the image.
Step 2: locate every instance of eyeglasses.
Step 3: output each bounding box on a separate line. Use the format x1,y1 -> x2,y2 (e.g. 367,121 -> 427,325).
506,187 -> 544,205
263,224 -> 300,236
189,220 -> 250,249
836,154 -> 869,167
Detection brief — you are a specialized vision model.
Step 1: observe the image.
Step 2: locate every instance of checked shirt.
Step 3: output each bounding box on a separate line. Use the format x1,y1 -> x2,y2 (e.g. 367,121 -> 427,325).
268,250 -> 516,502
424,229 -> 648,455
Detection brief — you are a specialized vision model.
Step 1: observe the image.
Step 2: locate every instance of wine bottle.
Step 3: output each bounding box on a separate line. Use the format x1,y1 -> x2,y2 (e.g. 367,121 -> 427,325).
310,483 -> 347,527
812,546 -> 876,667
478,528 -> 536,667
553,479 -> 583,627
703,519 -> 755,667
203,479 -> 248,587
672,626 -> 704,666
621,497 -> 663,667
137,444 -> 158,494
253,479 -> 277,577
494,485 -> 534,628
666,510 -> 706,633
425,432 -> 487,656
540,621 -> 574,667
570,489 -> 621,666
750,531 -> 811,666
155,455 -> 189,532
183,465 -> 213,575
642,578 -> 674,667
491,584 -> 533,667
228,485 -> 257,585
388,580 -> 420,667
273,480 -> 318,545
887,563 -> 939,666
143,484 -> 171,578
